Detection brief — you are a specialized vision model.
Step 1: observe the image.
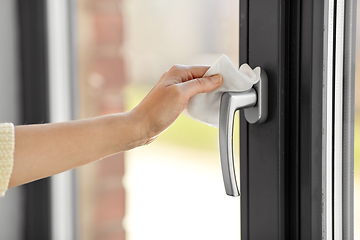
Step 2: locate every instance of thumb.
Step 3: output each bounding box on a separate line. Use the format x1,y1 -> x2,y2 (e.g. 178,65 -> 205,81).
179,74 -> 222,98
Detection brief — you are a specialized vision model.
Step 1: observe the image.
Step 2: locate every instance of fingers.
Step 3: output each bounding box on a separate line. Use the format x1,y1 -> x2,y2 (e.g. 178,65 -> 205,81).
159,64 -> 222,99
178,74 -> 222,98
166,65 -> 211,82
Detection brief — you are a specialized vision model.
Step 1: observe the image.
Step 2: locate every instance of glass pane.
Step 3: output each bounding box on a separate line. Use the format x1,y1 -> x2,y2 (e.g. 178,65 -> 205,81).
77,0 -> 240,239
355,3 -> 360,240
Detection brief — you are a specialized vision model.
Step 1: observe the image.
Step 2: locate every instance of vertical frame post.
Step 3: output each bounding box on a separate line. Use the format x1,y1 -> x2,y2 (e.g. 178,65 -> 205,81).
46,0 -> 78,239
239,0 -> 287,239
342,0 -> 356,239
17,0 -> 79,239
17,0 -> 52,239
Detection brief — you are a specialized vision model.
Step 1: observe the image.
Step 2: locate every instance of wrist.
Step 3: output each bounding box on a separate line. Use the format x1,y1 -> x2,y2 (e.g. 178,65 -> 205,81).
113,109 -> 153,152
127,107 -> 156,146
96,112 -> 145,155
124,110 -> 148,148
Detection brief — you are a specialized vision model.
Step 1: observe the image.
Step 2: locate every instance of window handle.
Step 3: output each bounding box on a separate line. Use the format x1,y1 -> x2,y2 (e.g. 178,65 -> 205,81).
219,69 -> 268,196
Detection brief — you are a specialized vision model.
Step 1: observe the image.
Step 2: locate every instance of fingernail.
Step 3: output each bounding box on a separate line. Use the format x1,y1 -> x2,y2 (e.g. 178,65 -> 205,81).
210,74 -> 222,84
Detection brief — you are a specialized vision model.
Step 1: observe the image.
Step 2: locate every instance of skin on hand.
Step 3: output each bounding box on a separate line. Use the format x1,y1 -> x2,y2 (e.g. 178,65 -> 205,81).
131,65 -> 222,144
9,65 -> 222,188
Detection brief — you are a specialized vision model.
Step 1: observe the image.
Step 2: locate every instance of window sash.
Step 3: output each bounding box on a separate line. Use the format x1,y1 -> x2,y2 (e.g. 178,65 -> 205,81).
238,0 -> 355,239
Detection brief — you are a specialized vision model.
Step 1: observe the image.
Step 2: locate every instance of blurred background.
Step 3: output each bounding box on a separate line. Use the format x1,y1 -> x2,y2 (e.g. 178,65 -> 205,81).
77,0 -> 240,239
76,0 -> 360,239
0,0 -> 356,239
76,0 -> 360,240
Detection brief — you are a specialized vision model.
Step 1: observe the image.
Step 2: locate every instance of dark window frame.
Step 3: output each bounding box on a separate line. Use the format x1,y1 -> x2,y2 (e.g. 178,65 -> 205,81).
17,1 -> 78,239
238,0 -> 355,239
17,0 -> 52,239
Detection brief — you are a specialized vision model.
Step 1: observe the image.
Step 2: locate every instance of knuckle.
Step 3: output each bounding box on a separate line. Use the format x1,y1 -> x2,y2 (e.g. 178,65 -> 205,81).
169,64 -> 183,72
196,78 -> 206,88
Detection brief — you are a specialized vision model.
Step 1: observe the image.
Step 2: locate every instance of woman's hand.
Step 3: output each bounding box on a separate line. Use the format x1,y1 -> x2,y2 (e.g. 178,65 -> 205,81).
131,65 -> 222,144
9,65 -> 221,188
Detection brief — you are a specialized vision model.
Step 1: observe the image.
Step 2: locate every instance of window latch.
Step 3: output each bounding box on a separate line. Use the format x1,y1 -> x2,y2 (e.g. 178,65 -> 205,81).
219,69 -> 268,196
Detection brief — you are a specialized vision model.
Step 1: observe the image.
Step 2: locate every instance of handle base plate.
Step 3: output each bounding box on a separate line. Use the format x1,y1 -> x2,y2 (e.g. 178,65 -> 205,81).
244,70 -> 268,124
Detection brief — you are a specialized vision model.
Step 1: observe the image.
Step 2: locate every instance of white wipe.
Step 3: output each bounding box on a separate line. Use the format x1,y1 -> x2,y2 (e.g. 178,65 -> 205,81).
185,54 -> 260,128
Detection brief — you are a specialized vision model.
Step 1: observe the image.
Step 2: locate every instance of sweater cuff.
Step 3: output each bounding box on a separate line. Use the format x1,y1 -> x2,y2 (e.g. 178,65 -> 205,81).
0,123 -> 15,197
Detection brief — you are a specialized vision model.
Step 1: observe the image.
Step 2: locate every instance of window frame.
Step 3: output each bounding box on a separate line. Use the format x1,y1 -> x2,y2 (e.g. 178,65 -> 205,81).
17,0 -> 78,239
238,0 -> 355,239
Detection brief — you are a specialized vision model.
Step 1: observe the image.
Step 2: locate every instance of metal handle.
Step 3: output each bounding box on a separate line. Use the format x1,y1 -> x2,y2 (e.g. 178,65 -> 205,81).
219,69 -> 268,196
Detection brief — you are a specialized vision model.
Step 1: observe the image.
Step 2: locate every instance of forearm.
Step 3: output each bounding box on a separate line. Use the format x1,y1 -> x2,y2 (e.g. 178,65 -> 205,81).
7,64 -> 221,189
9,111 -> 145,188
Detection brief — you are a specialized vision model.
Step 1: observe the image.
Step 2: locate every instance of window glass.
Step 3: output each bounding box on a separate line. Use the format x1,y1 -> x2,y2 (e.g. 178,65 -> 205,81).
77,0 -> 240,239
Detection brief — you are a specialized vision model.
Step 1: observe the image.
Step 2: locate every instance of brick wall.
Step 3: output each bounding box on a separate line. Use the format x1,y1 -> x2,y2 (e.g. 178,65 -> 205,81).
78,0 -> 126,239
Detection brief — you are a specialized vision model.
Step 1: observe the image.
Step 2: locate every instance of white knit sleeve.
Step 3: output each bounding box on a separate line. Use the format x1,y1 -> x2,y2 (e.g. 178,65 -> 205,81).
0,123 -> 15,197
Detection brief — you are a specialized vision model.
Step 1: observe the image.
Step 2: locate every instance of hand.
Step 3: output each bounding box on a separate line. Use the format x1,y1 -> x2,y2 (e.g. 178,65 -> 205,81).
130,65 -> 222,144
9,65 -> 222,188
